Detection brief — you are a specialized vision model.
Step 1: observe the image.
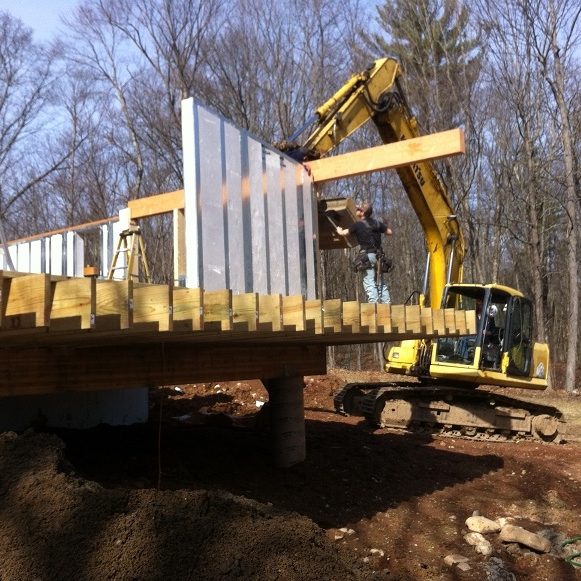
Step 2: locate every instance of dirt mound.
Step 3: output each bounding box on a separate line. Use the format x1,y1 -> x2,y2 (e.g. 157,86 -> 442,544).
0,429 -> 391,581
2,370 -> 581,581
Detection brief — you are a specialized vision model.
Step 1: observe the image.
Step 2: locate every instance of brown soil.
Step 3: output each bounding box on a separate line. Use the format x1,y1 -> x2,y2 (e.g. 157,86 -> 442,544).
1,369 -> 581,581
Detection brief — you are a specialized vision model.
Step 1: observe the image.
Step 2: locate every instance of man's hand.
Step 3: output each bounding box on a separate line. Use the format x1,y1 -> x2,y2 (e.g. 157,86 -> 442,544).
336,227 -> 349,236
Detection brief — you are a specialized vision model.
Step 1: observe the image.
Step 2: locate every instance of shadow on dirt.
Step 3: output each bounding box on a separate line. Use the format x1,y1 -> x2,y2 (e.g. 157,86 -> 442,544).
56,417 -> 504,530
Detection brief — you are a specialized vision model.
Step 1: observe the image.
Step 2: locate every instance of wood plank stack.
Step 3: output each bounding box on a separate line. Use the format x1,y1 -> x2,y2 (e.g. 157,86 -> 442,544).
0,271 -> 476,347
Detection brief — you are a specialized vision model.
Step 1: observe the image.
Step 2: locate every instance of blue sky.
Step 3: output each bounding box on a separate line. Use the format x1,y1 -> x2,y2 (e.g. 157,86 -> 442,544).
1,0 -> 79,40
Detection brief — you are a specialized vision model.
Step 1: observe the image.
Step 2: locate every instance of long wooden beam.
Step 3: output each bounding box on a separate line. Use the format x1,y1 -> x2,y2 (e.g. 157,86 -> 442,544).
307,128 -> 465,184
0,343 -> 329,395
128,189 -> 185,218
7,217 -> 118,245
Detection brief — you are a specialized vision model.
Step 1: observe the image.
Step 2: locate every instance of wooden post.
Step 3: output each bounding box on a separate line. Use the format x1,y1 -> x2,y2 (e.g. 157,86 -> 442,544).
264,371 -> 306,468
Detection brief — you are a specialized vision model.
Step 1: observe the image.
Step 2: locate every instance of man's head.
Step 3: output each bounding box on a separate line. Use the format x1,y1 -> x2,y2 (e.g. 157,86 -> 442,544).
356,202 -> 373,218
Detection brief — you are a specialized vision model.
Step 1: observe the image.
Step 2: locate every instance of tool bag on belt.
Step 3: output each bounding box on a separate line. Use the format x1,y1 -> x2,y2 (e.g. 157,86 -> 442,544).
380,255 -> 394,273
352,249 -> 394,273
351,218 -> 394,273
352,249 -> 372,272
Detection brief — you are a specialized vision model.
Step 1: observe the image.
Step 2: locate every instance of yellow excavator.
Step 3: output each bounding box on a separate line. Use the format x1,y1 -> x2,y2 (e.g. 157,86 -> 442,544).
282,57 -> 562,442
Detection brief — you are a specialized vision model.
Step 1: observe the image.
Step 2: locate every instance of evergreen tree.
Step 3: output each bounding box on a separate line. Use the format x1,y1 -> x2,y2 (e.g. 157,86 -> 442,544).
360,0 -> 486,285
362,0 -> 481,132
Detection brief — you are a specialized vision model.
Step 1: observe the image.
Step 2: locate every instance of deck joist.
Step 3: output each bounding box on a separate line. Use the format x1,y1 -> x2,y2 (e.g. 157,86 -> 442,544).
0,271 -> 476,395
0,271 -> 476,345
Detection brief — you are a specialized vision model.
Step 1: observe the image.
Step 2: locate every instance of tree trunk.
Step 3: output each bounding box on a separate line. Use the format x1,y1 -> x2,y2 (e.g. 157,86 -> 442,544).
546,3 -> 579,392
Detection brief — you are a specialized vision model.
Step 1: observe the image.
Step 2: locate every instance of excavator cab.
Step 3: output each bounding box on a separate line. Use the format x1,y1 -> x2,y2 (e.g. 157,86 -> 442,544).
385,283 -> 548,390
434,287 -> 507,371
428,284 -> 549,389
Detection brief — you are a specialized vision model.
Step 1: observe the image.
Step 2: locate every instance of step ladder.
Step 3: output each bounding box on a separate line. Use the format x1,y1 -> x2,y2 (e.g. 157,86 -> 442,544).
107,223 -> 151,282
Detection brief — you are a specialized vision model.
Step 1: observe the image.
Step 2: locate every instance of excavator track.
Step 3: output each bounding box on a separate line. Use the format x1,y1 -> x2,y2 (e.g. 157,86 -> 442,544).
334,382 -> 564,443
334,382 -> 386,416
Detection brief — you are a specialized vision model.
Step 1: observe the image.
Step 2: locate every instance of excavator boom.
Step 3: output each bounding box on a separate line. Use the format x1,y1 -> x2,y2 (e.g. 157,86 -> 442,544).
300,58 -> 463,308
283,57 -> 558,440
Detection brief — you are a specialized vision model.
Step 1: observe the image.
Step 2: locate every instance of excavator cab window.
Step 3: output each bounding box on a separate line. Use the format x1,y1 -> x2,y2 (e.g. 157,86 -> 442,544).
480,298 -> 505,369
434,291 -> 483,365
434,289 -> 509,370
504,297 -> 533,376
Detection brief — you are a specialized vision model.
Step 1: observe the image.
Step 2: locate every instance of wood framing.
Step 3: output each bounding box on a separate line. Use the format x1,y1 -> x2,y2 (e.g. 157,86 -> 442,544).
307,128 -> 465,184
128,189 -> 185,218
0,124 -> 471,401
0,343 -> 329,395
0,270 -> 477,397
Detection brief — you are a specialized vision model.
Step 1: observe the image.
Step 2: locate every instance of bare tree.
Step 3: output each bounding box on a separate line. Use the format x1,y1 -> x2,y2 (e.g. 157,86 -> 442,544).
475,0 -> 557,351
63,1 -> 149,201
203,0 -> 368,143
0,12 -> 68,239
524,0 -> 581,392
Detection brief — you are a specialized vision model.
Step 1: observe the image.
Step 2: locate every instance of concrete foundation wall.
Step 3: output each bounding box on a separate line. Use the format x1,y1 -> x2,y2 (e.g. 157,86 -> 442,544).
0,388 -> 149,431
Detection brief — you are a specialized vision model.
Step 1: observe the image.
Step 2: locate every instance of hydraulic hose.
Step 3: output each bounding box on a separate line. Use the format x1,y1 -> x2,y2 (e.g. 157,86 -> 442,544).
561,537 -> 581,567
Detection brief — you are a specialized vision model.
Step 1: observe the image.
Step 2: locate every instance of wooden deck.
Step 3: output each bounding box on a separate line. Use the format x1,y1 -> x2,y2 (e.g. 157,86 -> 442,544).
0,271 -> 476,396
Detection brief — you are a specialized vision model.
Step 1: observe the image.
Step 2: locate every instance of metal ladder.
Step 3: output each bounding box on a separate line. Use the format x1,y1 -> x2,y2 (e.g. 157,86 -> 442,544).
107,223 -> 151,282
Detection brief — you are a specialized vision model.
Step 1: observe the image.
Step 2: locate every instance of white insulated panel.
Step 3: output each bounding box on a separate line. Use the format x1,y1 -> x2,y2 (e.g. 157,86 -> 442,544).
100,223 -> 113,278
264,149 -> 286,295
6,232 -> 84,277
182,97 -> 318,298
247,137 -> 268,295
49,234 -> 64,275
283,162 -> 301,295
65,231 -> 84,277
108,210 -> 131,280
182,99 -> 201,289
29,239 -> 42,273
224,122 -> 245,293
198,106 -> 228,290
16,243 -> 31,272
302,167 -> 318,298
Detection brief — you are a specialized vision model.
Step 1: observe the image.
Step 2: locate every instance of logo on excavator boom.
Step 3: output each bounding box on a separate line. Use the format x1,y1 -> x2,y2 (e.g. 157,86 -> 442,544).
412,163 -> 426,186
400,133 -> 426,186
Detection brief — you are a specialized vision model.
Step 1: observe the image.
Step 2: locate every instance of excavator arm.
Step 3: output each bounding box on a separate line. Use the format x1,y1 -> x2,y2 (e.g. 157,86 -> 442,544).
296,58 -> 464,307
301,59 -> 400,157
285,58 -> 557,440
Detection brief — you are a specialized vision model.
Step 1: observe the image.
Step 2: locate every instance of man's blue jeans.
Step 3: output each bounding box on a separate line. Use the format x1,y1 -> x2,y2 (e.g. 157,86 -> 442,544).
363,252 -> 391,304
